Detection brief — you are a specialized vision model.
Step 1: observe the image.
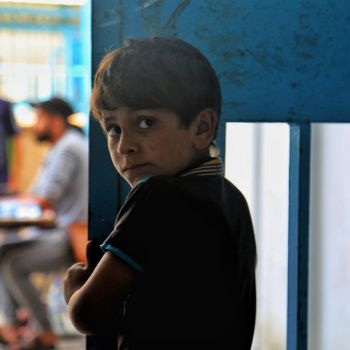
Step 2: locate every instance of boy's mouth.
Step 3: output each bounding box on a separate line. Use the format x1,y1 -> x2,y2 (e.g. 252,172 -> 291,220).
123,163 -> 150,175
124,163 -> 147,170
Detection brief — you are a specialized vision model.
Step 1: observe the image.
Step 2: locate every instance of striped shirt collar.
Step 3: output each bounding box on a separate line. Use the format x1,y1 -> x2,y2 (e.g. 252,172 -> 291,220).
180,158 -> 224,177
135,158 -> 224,186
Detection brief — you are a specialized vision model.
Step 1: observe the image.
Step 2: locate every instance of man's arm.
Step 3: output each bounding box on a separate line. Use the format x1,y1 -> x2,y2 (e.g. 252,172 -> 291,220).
64,241 -> 136,335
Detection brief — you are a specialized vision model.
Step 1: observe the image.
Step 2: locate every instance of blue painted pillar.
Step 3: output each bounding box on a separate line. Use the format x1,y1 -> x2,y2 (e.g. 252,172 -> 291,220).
89,0 -> 123,242
287,123 -> 311,350
88,1 -> 125,349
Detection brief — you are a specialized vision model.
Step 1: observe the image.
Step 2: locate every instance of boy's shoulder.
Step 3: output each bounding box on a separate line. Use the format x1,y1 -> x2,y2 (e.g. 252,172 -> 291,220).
117,176 -> 194,226
127,173 -> 247,210
116,174 -> 252,240
124,175 -> 204,208
133,173 -> 217,195
127,175 -> 190,203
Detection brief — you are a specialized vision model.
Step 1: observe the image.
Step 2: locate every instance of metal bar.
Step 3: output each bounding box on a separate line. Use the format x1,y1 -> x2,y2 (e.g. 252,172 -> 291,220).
287,123 -> 311,350
217,121 -> 226,164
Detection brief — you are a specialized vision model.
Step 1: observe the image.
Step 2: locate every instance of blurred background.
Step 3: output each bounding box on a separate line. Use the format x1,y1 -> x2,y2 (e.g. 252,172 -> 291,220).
0,0 -> 90,193
0,1 -> 90,348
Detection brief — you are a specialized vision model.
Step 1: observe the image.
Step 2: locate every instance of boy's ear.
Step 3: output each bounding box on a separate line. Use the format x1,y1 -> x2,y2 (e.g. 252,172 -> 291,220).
191,109 -> 217,150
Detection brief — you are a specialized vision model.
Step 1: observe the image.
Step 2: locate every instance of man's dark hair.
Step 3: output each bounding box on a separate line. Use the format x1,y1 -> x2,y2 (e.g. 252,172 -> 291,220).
91,37 -> 221,136
35,97 -> 74,123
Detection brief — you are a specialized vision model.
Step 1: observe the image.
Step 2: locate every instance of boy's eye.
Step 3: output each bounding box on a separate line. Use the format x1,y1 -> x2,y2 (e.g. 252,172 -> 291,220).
106,125 -> 121,136
138,118 -> 153,129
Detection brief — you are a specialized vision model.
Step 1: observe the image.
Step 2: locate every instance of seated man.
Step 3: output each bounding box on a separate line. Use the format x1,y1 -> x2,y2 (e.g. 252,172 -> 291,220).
0,97 -> 88,349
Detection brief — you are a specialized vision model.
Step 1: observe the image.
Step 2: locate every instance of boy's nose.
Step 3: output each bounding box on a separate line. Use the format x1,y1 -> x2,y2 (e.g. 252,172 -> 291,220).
117,132 -> 138,155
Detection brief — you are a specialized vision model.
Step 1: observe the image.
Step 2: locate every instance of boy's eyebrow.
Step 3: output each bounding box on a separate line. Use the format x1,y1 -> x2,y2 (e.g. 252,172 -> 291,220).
102,114 -> 119,124
101,108 -> 163,123
103,115 -> 114,122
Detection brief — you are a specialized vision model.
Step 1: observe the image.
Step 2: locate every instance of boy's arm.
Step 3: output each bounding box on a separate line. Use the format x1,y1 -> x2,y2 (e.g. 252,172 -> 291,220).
64,241 -> 135,335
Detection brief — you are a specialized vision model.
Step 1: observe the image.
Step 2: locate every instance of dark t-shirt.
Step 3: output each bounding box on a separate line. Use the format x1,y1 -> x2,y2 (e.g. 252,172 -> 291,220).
102,165 -> 256,349
0,99 -> 17,184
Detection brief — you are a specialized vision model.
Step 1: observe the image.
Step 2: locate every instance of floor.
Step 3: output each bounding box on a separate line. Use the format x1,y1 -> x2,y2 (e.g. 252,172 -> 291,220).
57,335 -> 85,349
0,273 -> 87,349
0,335 -> 85,350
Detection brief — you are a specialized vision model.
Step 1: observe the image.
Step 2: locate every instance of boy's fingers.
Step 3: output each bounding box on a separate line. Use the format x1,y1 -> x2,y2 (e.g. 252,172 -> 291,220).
85,240 -> 101,269
85,240 -> 94,266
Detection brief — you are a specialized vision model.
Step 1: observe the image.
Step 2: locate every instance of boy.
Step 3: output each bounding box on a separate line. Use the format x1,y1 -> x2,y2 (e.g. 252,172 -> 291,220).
64,37 -> 256,349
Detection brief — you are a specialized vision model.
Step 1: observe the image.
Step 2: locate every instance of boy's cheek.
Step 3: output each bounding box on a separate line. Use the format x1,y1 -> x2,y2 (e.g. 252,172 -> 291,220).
108,150 -> 120,170
112,159 -> 122,173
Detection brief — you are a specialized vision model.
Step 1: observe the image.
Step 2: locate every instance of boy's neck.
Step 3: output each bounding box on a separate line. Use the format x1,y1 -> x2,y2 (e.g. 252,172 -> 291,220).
181,152 -> 214,175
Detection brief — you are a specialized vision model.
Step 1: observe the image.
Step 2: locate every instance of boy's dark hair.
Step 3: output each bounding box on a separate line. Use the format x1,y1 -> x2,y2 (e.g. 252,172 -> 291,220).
91,37 -> 221,136
35,97 -> 74,123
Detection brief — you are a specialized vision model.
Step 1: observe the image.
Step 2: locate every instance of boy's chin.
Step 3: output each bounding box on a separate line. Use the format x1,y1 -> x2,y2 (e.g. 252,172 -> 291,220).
126,168 -> 185,187
127,176 -> 150,188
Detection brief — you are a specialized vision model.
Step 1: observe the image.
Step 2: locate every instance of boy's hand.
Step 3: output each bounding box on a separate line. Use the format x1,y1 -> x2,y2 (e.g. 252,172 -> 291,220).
63,240 -> 100,303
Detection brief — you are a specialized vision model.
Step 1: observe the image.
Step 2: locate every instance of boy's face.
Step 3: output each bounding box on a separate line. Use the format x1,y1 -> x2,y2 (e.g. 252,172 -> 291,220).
101,107 -> 199,187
